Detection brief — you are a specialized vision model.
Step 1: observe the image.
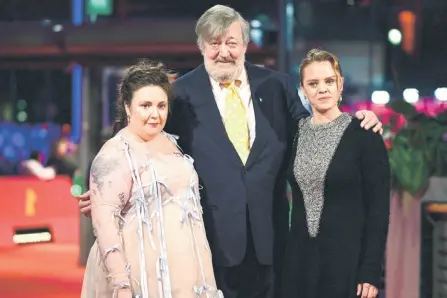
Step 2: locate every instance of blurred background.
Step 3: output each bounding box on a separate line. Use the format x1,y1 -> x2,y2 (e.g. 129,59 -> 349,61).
0,0 -> 446,297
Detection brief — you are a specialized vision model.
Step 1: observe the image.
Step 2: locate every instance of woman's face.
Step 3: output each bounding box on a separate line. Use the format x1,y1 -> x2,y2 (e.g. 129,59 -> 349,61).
300,61 -> 343,115
125,85 -> 169,141
56,138 -> 68,156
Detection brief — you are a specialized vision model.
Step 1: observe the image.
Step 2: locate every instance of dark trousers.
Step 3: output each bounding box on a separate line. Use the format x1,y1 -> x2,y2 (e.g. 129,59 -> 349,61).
214,210 -> 274,298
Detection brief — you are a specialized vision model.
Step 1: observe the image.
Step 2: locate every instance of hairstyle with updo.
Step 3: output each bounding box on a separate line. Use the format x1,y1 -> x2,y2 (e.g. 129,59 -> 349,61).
113,59 -> 173,136
299,48 -> 343,85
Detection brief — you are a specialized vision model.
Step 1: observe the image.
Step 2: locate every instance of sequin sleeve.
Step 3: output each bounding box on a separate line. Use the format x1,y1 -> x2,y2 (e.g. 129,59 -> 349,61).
89,148 -> 132,294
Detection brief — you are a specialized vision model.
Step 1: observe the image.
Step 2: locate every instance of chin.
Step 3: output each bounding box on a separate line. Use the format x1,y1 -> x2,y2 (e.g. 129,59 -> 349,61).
313,104 -> 337,114
143,129 -> 161,138
215,67 -> 239,79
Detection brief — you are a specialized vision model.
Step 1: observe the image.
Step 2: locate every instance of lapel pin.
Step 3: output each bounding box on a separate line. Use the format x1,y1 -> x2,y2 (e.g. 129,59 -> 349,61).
259,98 -> 263,102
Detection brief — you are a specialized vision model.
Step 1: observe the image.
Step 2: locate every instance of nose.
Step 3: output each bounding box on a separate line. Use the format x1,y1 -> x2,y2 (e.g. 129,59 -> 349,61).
318,84 -> 329,93
218,44 -> 230,57
149,106 -> 160,118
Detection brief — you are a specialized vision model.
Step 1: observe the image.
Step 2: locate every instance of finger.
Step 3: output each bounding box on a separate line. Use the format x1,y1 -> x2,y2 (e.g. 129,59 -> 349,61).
372,122 -> 383,133
379,127 -> 383,135
362,120 -> 372,130
79,190 -> 91,200
367,286 -> 377,298
361,284 -> 370,298
80,204 -> 91,211
355,110 -> 366,120
79,200 -> 90,208
357,284 -> 362,296
359,114 -> 375,129
80,206 -> 92,217
362,112 -> 377,126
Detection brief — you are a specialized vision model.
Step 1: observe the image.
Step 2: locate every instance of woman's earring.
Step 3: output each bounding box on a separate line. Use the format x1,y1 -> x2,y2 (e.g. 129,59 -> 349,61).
338,95 -> 343,107
126,115 -> 130,123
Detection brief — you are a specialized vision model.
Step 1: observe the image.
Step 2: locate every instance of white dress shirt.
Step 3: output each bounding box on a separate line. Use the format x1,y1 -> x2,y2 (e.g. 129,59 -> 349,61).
209,69 -> 256,148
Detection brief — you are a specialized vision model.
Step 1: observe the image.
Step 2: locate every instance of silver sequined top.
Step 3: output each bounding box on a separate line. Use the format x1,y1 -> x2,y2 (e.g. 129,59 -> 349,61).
293,113 -> 352,237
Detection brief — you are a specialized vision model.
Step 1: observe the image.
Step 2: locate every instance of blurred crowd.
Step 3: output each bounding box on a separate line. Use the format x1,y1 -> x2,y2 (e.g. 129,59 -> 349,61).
0,122 -> 78,179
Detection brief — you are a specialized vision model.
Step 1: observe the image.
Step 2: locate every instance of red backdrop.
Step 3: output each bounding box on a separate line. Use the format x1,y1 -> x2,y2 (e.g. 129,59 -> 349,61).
0,176 -> 80,247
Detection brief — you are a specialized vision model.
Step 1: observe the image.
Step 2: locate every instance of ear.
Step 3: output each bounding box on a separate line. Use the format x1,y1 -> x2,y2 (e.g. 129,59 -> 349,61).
300,84 -> 307,99
124,104 -> 130,117
339,76 -> 345,93
242,42 -> 248,54
198,41 -> 207,56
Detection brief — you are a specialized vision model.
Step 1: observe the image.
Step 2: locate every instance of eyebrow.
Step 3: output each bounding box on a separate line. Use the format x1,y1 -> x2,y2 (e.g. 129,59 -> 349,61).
139,100 -> 168,104
305,75 -> 337,83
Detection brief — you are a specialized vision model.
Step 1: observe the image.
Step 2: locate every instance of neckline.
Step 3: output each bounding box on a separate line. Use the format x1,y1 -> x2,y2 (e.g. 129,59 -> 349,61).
307,112 -> 351,131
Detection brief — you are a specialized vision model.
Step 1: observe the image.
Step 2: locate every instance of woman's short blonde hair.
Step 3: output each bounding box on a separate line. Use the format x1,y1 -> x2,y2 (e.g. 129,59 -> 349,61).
299,49 -> 343,85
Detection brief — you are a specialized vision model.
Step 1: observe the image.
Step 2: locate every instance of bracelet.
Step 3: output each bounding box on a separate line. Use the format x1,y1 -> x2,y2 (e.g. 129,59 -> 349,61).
113,281 -> 131,289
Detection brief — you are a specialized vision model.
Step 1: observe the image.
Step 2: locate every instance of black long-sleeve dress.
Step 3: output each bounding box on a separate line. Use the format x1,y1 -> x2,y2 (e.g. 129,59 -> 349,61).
280,113 -> 390,298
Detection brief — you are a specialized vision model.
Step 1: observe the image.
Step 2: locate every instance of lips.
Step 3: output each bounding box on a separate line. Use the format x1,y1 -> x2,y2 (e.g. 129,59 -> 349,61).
319,97 -> 331,101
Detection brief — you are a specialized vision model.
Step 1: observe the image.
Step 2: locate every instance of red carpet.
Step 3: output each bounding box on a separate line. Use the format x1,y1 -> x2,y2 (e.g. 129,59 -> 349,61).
0,243 -> 84,298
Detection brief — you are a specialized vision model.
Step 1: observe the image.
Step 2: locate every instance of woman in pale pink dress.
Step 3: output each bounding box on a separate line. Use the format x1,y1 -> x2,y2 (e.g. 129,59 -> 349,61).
81,60 -> 222,298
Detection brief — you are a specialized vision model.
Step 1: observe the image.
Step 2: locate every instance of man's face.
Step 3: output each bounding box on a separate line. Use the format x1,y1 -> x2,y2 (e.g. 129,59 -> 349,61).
202,21 -> 247,83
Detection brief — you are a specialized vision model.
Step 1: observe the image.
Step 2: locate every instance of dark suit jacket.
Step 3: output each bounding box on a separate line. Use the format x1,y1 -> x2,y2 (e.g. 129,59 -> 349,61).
165,62 -> 309,267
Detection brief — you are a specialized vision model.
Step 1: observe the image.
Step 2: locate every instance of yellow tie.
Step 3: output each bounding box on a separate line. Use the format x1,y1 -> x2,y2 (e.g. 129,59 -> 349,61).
221,81 -> 250,164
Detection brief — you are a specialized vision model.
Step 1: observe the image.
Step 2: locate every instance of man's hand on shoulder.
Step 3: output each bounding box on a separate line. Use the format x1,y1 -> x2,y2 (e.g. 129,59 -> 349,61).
77,190 -> 92,217
355,110 -> 383,135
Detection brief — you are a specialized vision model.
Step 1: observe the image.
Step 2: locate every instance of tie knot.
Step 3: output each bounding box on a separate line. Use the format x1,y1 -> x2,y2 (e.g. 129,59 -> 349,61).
220,80 -> 242,89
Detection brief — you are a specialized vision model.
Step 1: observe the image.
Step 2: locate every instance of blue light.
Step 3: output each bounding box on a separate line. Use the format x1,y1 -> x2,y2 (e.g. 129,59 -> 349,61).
72,0 -> 84,26
71,65 -> 82,144
71,0 -> 83,144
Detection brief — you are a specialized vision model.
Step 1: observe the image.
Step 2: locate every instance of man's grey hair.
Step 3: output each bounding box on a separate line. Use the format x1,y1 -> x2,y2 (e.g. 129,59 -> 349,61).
195,5 -> 250,51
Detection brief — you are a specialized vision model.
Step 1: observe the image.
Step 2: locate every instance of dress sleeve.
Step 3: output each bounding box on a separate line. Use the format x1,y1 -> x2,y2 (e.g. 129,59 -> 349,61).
89,149 -> 132,294
358,130 -> 391,287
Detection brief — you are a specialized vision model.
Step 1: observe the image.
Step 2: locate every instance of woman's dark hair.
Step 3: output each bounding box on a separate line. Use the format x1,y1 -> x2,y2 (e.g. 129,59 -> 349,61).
113,59 -> 172,136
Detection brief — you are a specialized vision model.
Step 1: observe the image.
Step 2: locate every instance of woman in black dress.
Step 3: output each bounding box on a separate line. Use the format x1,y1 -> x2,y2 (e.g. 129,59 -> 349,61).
280,49 -> 390,298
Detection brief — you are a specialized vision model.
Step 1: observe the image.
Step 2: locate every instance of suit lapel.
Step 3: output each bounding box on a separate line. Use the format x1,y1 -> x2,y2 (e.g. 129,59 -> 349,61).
245,63 -> 268,169
192,65 -> 243,166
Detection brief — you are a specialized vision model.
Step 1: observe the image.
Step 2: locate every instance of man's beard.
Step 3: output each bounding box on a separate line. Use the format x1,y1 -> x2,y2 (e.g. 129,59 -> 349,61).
205,57 -> 244,83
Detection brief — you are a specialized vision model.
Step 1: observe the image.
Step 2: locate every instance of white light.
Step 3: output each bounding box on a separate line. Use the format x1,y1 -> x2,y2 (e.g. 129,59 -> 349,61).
250,20 -> 261,28
249,28 -> 263,47
403,88 -> 419,103
371,91 -> 390,105
286,3 -> 294,17
434,87 -> 447,101
13,232 -> 52,244
17,111 -> 27,122
388,29 -> 402,45
52,24 -> 63,32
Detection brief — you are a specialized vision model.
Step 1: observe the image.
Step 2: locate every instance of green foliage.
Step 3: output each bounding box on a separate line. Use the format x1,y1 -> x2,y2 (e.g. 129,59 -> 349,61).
386,101 -> 447,195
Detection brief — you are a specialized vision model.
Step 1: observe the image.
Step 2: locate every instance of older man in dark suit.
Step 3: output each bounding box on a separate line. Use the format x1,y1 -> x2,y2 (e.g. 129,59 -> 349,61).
79,5 -> 382,298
